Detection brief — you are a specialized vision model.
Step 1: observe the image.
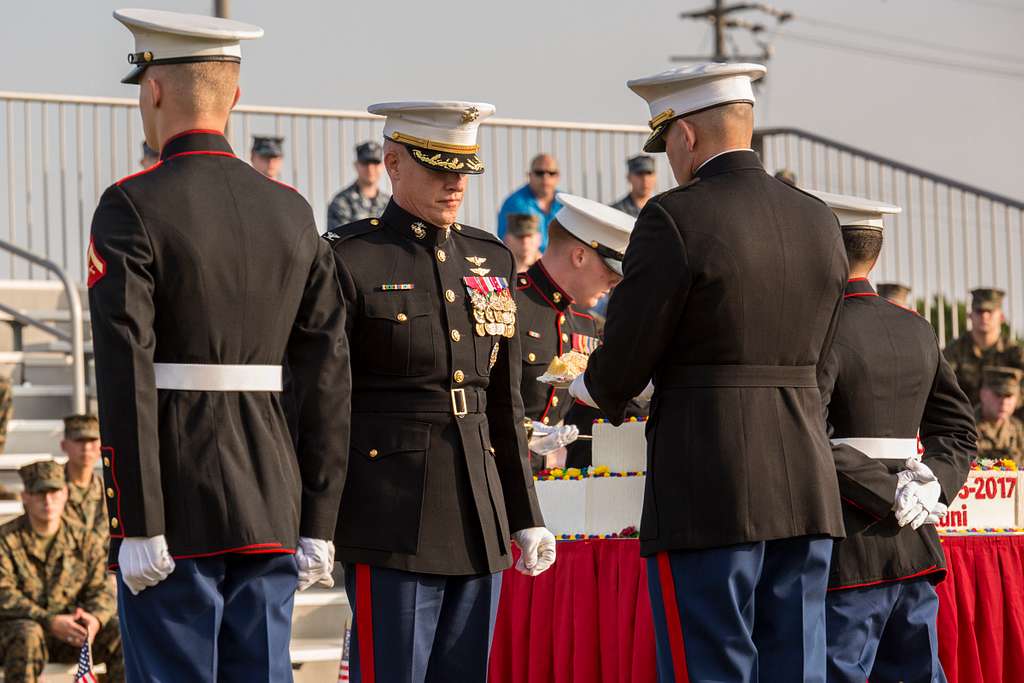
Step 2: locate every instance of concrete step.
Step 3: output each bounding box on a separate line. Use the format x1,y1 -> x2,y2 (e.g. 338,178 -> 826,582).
292,588 -> 350,639
11,385 -> 79,419
5,419 -> 63,455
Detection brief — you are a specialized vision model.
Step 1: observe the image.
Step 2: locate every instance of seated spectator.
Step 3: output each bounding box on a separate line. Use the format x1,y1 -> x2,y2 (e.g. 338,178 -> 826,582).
944,287 -> 1024,410
877,282 -> 911,307
497,154 -> 563,250
0,374 -> 10,455
503,213 -> 542,272
975,366 -> 1024,464
327,141 -> 390,229
139,142 -> 159,169
774,168 -> 797,186
0,461 -> 122,682
250,135 -> 284,180
60,415 -> 106,545
610,155 -> 656,218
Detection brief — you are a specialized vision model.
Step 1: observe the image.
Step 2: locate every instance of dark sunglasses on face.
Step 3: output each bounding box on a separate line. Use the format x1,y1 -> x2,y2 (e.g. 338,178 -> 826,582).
531,169 -> 559,177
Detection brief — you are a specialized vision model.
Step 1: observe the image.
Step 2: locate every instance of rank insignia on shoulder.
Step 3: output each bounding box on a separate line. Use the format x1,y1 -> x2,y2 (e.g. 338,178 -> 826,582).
86,237 -> 107,288
322,231 -> 340,241
379,284 -> 416,291
571,333 -> 600,355
528,330 -> 541,338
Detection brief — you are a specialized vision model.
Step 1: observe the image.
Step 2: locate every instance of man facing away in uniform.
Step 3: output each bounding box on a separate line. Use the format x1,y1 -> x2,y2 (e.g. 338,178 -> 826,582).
975,366 -> 1024,464
610,154 -> 657,218
89,10 -> 349,681
0,461 -> 122,683
943,287 -> 1024,410
497,154 -> 563,251
327,141 -> 391,230
811,190 -> 974,683
60,415 -> 107,545
502,213 -> 543,273
570,62 -> 848,682
515,194 -> 632,469
323,100 -> 555,682
250,135 -> 284,180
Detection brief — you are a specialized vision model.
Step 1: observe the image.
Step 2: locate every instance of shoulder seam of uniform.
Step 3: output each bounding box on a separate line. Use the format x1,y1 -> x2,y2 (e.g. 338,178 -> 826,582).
323,220 -> 378,244
656,177 -> 701,200
109,184 -> 156,257
456,224 -> 504,245
115,161 -> 164,186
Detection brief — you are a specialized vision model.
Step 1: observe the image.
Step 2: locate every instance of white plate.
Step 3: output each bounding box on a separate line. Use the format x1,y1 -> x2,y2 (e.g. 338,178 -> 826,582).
536,372 -> 576,388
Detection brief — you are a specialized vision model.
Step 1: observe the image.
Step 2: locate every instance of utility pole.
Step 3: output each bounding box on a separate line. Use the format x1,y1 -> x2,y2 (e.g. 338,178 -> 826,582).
672,2 -> 791,64
214,0 -> 230,18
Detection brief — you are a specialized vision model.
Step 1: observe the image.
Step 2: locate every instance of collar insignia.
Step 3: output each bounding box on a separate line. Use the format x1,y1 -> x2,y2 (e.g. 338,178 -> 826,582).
411,222 -> 427,239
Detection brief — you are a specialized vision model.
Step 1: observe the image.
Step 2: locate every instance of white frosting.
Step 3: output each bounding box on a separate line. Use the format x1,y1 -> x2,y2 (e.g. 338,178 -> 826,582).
593,421 -> 648,473
587,475 -> 645,535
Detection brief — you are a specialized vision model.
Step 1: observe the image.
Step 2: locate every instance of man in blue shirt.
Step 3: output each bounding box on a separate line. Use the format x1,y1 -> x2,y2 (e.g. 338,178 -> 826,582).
497,153 -> 563,250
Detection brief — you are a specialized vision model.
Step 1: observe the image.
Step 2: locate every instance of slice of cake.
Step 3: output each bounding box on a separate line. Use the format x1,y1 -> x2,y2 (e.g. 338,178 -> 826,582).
544,350 -> 589,379
592,418 -> 648,473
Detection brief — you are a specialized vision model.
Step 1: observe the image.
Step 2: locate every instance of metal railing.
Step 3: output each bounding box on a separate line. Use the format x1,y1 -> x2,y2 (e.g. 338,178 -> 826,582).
1,91 -> 1022,346
0,237 -> 86,413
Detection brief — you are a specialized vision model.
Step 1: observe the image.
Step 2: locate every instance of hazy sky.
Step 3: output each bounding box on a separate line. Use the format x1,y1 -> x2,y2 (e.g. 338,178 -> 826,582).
2,0 -> 1022,198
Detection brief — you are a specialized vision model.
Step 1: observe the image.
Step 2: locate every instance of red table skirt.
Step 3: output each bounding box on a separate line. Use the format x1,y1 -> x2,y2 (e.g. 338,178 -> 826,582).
490,536 -> 1024,683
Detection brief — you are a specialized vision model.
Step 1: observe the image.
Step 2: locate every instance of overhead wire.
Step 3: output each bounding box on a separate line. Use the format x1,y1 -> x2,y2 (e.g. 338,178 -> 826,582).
774,29 -> 1024,80
794,14 -> 1021,63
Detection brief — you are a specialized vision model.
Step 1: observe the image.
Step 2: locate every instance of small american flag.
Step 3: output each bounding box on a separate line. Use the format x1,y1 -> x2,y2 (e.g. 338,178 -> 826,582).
75,640 -> 97,683
336,625 -> 351,682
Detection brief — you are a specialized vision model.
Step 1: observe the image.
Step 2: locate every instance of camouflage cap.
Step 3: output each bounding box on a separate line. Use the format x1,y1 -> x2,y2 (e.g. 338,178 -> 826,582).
63,414 -> 99,441
971,287 -> 1005,312
18,460 -> 66,493
982,366 -> 1022,396
356,141 -> 383,163
251,135 -> 284,158
627,155 -> 656,175
877,282 -> 911,305
506,213 -> 540,237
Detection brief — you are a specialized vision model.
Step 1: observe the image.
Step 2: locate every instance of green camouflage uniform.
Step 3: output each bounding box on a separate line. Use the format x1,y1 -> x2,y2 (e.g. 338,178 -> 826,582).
975,409 -> 1024,465
63,473 -> 108,548
974,367 -> 1024,466
0,376 -> 11,454
942,332 -> 1024,408
0,460 -> 121,682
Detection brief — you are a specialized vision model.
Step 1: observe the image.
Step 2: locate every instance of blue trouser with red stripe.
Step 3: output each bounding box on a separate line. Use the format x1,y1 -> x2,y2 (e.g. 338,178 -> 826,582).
116,553 -> 298,683
646,536 -> 833,683
826,578 -> 945,683
343,564 -> 502,683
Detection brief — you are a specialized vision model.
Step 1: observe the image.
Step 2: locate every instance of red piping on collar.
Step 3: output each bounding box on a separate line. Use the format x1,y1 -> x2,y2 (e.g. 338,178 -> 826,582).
843,292 -> 878,299
536,260 -> 574,307
847,277 -> 870,283
163,150 -> 236,163
570,309 -> 595,320
161,128 -> 225,149
265,176 -> 300,194
115,161 -> 163,186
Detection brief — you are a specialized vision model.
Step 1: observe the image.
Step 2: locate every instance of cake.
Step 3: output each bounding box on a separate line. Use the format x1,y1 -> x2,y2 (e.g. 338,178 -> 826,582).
937,460 -> 1021,532
543,350 -> 589,379
592,418 -> 648,473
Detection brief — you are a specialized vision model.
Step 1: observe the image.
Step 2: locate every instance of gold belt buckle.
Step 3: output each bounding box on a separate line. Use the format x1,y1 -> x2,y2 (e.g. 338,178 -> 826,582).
451,388 -> 468,417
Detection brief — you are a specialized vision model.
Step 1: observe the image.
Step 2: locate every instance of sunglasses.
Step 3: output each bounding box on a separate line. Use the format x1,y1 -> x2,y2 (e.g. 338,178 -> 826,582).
531,169 -> 560,177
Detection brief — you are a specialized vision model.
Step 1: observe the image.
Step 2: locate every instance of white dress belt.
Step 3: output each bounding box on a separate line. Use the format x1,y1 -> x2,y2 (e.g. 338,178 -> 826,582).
153,363 -> 282,392
831,437 -> 919,460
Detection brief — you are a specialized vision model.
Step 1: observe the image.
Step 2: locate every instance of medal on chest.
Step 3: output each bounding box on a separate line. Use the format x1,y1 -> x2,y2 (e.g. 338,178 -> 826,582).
571,333 -> 600,355
464,276 -> 517,338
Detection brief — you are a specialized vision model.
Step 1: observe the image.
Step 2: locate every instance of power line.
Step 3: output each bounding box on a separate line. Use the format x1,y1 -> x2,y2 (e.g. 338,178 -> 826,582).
795,14 -> 1022,63
949,0 -> 1024,13
775,29 -> 1024,80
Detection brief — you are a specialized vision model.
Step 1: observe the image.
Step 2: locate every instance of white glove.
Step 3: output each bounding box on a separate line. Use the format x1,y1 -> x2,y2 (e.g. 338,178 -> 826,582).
925,502 -> 948,526
512,527 -> 557,577
568,374 -> 598,409
118,535 -> 175,596
295,537 -> 335,591
894,458 -> 942,530
529,422 -> 579,455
